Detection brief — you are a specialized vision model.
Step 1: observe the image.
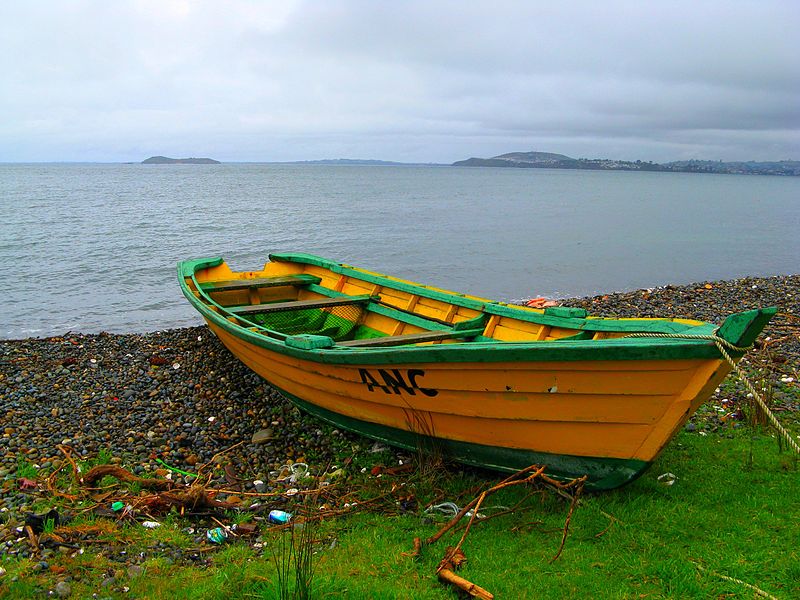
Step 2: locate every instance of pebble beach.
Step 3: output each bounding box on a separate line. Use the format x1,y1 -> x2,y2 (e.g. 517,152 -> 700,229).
1,274 -> 798,526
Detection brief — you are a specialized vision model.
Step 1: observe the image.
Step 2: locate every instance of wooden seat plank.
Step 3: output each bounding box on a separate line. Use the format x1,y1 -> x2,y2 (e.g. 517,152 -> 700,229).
338,328 -> 483,348
200,274 -> 321,293
227,294 -> 376,316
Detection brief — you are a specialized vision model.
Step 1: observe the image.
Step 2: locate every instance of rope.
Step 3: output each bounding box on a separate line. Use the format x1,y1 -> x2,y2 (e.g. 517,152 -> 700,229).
626,333 -> 800,455
692,561 -> 779,600
624,332 -> 752,353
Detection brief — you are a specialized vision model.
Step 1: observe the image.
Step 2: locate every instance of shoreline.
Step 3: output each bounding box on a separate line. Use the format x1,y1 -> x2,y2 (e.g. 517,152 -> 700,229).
2,274 -> 797,509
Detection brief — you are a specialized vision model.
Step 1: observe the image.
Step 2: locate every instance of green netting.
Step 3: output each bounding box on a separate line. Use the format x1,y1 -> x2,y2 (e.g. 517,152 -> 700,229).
242,303 -> 365,341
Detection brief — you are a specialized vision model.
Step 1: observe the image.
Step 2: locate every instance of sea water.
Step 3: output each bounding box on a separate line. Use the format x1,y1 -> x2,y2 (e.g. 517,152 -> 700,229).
1,163 -> 798,339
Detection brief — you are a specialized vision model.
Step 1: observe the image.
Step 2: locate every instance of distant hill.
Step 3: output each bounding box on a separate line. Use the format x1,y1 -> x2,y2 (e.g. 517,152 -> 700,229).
452,151 -> 800,176
453,151 -> 571,167
142,156 -> 221,164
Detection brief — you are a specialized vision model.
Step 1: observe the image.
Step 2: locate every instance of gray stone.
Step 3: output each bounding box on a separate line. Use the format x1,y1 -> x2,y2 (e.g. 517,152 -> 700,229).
54,581 -> 72,597
127,565 -> 143,578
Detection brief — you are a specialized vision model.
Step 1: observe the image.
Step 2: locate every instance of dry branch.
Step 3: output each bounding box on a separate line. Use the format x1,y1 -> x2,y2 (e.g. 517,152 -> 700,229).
80,465 -> 174,490
437,547 -> 493,600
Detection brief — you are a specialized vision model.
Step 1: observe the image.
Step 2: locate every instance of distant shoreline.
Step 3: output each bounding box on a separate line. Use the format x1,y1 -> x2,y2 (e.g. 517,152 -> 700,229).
452,151 -> 800,177
3,158 -> 798,176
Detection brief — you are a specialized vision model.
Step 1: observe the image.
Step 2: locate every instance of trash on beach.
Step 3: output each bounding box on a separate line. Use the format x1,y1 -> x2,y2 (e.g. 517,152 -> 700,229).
268,510 -> 292,524
657,472 -> 677,486
425,502 -> 461,518
272,462 -> 309,482
288,462 -> 309,482
141,521 -> 161,529
206,527 -> 228,543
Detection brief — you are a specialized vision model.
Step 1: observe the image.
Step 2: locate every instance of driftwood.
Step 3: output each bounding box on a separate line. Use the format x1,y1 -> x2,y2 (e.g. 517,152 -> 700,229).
81,465 -> 174,490
437,547 -> 493,600
134,486 -> 241,514
406,464 -> 587,597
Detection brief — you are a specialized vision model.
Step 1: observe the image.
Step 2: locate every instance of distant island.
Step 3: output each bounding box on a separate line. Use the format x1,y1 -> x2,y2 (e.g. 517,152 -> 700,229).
453,151 -> 800,176
142,156 -> 221,164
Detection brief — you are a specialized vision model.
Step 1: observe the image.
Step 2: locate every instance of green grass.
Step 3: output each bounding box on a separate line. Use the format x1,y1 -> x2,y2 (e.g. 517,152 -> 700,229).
1,428 -> 797,599
15,457 -> 37,480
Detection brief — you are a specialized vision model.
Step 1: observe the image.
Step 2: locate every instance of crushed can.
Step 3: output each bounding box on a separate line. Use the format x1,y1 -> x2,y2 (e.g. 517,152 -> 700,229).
268,510 -> 292,525
206,527 -> 228,543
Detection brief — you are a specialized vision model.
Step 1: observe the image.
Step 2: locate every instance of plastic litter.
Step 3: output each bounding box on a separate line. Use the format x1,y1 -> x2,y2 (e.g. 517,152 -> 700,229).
154,458 -> 198,478
288,462 -> 308,482
657,472 -> 677,486
423,501 -> 507,520
425,502 -> 461,518
206,527 -> 228,543
271,462 -> 309,482
370,442 -> 389,453
268,510 -> 292,524
111,501 -> 125,512
141,521 -> 161,529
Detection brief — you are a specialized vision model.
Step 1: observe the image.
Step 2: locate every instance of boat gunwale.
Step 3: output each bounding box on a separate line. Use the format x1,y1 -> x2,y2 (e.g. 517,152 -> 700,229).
177,255 -> 752,365
268,252 -> 705,334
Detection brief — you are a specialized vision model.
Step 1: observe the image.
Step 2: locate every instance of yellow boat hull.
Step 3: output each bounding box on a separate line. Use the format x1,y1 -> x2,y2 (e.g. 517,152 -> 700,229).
179,254 -> 775,489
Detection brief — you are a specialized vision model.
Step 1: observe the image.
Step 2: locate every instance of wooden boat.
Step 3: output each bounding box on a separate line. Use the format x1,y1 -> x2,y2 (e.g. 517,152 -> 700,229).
178,253 -> 775,490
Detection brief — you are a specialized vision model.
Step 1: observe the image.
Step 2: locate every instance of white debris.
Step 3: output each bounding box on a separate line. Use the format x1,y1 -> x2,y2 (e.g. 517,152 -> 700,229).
657,472 -> 677,486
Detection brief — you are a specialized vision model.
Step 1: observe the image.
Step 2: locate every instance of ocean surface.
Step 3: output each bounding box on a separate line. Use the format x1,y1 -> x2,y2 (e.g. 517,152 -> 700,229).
1,163 -> 798,339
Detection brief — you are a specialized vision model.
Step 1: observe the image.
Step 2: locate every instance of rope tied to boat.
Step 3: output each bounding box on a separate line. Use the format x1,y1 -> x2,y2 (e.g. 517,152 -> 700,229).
624,332 -> 752,353
625,332 -> 800,455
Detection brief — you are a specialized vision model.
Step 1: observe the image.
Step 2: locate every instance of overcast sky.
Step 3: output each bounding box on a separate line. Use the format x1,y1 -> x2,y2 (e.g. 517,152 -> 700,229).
1,1 -> 798,163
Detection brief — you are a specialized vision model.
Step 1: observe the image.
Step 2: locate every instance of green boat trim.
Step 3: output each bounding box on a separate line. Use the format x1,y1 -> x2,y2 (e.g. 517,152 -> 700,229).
279,385 -> 648,490
178,256 -> 776,366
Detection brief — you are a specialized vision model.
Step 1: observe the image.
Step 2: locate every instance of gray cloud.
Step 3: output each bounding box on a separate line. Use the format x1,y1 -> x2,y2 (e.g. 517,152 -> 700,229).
1,0 -> 797,162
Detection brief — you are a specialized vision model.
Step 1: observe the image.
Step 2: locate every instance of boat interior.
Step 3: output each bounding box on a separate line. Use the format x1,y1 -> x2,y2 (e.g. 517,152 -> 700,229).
184,256 -> 706,349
